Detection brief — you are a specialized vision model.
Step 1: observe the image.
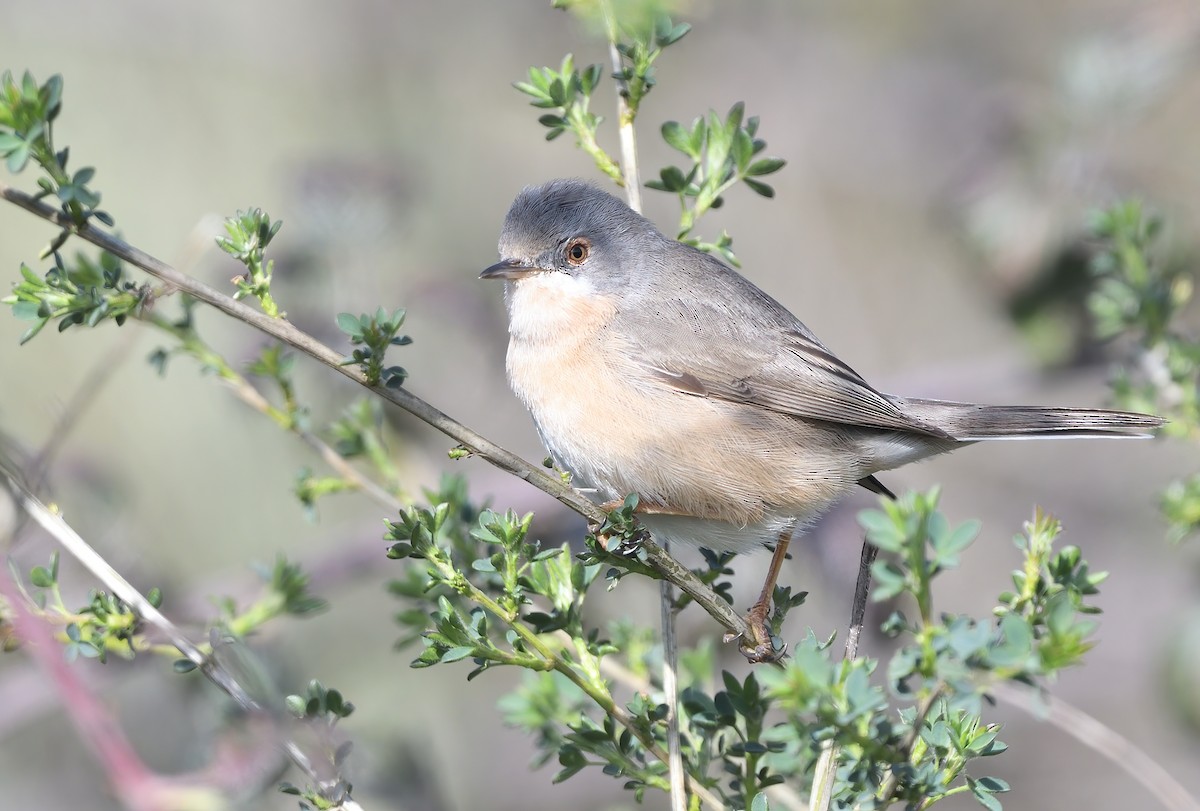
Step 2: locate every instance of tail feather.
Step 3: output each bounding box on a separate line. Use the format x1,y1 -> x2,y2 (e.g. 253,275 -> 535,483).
892,397 -> 1165,441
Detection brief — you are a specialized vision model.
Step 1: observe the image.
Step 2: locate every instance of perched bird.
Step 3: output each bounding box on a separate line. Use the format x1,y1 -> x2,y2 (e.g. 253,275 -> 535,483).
481,178 -> 1162,661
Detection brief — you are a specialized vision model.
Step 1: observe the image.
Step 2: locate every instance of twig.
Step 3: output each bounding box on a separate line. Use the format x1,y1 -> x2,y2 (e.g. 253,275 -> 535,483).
1,470 -> 363,811
602,7 -> 642,212
658,574 -> 687,810
0,181 -> 748,644
990,680 -> 1200,811
843,539 -> 878,661
810,537 -> 878,810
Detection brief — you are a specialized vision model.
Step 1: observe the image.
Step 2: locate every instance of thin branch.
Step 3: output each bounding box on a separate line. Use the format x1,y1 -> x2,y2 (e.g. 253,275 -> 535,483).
810,536 -> 878,810
658,575 -> 687,811
843,539 -> 879,661
0,181 -> 748,645
1,471 -> 363,811
604,38 -> 642,209
990,680 -> 1200,811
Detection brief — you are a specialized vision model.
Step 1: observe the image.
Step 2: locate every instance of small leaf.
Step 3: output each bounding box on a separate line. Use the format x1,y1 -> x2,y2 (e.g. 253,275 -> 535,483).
732,129 -> 753,172
335,312 -> 361,336
440,646 -> 476,663
938,519 -> 981,556
747,157 -> 786,176
743,178 -> 775,198
976,776 -> 1009,793
661,121 -> 694,157
285,695 -> 308,717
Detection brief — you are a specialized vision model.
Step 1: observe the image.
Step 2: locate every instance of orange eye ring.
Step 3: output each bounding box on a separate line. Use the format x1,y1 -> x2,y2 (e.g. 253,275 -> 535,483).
565,238 -> 590,266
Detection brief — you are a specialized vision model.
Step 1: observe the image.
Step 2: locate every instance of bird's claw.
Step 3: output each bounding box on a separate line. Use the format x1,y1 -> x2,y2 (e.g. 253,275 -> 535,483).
726,605 -> 788,664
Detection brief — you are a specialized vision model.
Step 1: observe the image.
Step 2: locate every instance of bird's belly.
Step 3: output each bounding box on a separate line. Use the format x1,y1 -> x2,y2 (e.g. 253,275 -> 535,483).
506,335 -> 863,539
506,333 -> 679,501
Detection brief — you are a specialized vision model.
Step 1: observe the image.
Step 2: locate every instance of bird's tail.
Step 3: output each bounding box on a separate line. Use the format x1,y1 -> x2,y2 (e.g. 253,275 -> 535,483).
893,397 -> 1165,441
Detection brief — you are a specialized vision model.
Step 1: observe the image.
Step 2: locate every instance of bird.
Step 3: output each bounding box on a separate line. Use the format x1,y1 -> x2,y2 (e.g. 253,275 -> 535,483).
480,178 -> 1163,661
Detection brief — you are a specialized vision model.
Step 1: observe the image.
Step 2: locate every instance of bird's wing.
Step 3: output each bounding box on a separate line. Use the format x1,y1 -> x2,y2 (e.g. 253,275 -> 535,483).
623,271 -> 951,439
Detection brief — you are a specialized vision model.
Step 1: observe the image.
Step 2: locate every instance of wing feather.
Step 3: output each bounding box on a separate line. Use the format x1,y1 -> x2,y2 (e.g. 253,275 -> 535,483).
624,250 -> 950,439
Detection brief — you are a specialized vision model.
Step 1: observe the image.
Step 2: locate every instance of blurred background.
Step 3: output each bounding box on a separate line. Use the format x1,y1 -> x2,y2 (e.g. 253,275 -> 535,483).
1,1 -> 1199,809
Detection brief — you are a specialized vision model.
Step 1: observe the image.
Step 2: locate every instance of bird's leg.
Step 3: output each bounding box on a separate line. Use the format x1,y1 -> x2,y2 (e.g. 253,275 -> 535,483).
738,528 -> 792,663
595,497 -> 789,662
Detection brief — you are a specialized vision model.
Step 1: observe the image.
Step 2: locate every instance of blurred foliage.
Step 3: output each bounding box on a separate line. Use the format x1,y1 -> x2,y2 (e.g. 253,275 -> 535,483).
1087,201 -> 1200,542
1086,201 -> 1200,737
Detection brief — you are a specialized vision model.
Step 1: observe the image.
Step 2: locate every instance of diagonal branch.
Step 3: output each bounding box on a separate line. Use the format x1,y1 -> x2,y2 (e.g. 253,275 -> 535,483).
1,471 -> 364,810
990,681 -> 1200,811
0,180 -> 748,641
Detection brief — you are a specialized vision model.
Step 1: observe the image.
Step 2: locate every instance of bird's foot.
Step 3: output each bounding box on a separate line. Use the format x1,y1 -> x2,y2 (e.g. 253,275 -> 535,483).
727,601 -> 787,664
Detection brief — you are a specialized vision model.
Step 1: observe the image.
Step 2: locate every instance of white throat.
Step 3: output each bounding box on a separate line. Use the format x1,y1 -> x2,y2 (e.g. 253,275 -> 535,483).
504,272 -> 605,344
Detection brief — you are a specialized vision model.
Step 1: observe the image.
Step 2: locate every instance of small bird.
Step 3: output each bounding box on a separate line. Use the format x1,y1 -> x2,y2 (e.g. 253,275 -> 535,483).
482,178 -> 1163,661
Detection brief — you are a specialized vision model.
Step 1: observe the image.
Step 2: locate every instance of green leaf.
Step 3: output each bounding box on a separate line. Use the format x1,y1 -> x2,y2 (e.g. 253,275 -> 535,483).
10,300 -> 40,321
969,777 -> 1005,811
513,81 -> 552,103
285,695 -> 308,716
6,143 -> 30,173
976,776 -> 1009,793
747,157 -> 786,176
18,318 -> 50,345
938,519 -> 981,556
581,63 -> 603,95
732,129 -> 752,172
743,178 -> 775,198
657,165 -> 688,192
858,509 -> 904,552
871,560 -> 907,601
724,101 -> 745,138
659,21 -> 691,46
441,646 -> 476,663
661,121 -> 694,157
335,312 -> 361,336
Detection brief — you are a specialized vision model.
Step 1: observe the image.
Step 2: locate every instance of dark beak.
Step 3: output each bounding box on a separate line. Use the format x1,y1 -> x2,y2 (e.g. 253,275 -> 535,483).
480,259 -> 541,280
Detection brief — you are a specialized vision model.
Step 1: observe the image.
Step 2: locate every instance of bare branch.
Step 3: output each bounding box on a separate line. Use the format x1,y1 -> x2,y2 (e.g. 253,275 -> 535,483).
991,681 -> 1200,811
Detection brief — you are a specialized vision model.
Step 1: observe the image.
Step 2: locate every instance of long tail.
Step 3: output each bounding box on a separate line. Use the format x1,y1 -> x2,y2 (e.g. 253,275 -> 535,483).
893,397 -> 1165,441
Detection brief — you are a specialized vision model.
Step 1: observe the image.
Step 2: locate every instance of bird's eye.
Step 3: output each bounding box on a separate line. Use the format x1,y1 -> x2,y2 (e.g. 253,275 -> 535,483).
565,238 -> 590,266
